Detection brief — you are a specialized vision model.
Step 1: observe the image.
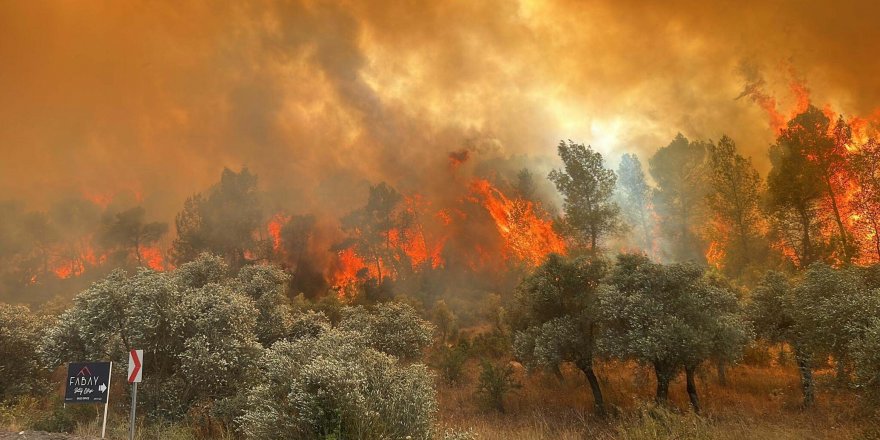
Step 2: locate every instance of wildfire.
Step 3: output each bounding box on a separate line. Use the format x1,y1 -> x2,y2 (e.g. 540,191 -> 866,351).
140,246 -> 165,271
268,213 -> 290,254
331,248 -> 369,290
705,241 -> 724,270
448,149 -> 470,170
468,179 -> 566,266
740,76 -> 814,135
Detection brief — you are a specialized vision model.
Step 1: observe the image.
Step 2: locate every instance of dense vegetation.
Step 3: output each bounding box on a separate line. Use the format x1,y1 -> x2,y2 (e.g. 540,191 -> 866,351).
3,106 -> 880,438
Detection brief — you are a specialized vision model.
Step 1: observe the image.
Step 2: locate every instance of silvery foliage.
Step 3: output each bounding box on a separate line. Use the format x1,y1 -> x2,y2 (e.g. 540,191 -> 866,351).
289,310 -> 331,340
850,318 -> 880,403
751,264 -> 880,363
238,328 -> 437,440
598,254 -> 753,371
41,254 -> 270,419
235,264 -> 294,345
339,302 -> 435,361
791,264 -> 880,363
512,254 -> 605,372
0,303 -> 50,399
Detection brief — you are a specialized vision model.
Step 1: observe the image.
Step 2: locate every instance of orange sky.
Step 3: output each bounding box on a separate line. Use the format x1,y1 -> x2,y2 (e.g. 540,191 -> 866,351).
2,0 -> 879,218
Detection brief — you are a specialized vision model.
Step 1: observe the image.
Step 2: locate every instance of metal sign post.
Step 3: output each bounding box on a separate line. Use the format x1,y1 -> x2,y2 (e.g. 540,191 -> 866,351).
129,382 -> 137,440
128,349 -> 143,440
101,362 -> 112,439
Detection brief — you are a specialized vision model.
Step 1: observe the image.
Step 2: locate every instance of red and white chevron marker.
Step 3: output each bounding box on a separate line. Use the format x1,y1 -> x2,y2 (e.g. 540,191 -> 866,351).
127,349 -> 142,383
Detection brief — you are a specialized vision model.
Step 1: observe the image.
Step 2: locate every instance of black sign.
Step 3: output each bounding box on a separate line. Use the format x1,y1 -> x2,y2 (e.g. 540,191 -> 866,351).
64,362 -> 111,403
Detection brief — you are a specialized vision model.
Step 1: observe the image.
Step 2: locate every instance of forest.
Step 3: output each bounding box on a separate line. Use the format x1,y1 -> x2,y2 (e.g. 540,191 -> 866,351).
3,101 -> 880,439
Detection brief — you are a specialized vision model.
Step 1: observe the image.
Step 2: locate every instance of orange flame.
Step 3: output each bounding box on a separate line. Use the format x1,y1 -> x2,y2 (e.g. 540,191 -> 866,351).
140,246 -> 165,271
469,179 -> 566,266
705,241 -> 724,269
268,213 -> 290,254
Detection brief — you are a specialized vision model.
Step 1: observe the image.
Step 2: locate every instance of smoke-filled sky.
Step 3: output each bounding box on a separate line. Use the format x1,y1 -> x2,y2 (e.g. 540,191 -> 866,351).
2,0 -> 879,219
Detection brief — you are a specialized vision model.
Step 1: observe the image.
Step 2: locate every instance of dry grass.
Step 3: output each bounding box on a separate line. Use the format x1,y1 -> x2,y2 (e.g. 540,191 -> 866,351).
438,358 -> 875,439
3,356 -> 876,439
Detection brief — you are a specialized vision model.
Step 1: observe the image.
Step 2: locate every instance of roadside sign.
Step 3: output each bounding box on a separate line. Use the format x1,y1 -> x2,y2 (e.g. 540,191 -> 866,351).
128,350 -> 143,383
64,362 -> 111,403
127,349 -> 143,440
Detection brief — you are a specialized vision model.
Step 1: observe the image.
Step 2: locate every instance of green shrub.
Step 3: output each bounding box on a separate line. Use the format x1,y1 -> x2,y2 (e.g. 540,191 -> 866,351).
339,302 -> 435,360
851,318 -> 880,404
0,303 -> 50,400
238,329 -> 437,439
435,344 -> 469,384
30,405 -> 79,433
470,330 -> 510,359
475,359 -> 520,413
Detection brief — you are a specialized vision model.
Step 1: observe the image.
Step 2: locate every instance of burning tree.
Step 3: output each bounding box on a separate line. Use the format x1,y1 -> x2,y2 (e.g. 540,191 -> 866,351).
704,136 -> 766,277
340,182 -> 406,285
767,107 -> 856,268
278,214 -> 327,297
99,206 -> 168,269
171,168 -> 263,268
848,137 -> 880,263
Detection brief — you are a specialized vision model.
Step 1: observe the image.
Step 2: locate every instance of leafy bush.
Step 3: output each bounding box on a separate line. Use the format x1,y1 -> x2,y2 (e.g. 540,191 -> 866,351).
469,330 -> 510,359
475,359 -> 520,413
235,264 -> 294,345
237,329 -> 437,439
435,343 -> 469,384
29,399 -> 93,434
850,318 -> 880,404
0,303 -> 49,400
289,310 -> 331,339
339,302 -> 435,360
40,255 -> 270,423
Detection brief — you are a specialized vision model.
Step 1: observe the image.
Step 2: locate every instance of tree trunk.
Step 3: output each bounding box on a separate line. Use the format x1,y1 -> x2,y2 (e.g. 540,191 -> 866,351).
576,359 -> 605,416
836,355 -> 848,383
654,364 -> 671,404
824,176 -> 851,264
795,352 -> 815,407
374,255 -> 382,284
685,365 -> 701,413
798,206 -> 813,268
553,363 -> 565,381
716,359 -> 727,386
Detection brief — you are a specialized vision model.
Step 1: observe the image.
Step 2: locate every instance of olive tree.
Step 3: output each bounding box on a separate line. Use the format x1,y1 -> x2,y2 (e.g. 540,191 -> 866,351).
237,328 -> 437,439
599,254 -> 752,412
510,253 -> 608,414
751,264 -> 880,406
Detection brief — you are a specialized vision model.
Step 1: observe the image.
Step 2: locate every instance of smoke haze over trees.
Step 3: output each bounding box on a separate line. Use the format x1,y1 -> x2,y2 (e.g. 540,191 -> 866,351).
4,2 -> 880,437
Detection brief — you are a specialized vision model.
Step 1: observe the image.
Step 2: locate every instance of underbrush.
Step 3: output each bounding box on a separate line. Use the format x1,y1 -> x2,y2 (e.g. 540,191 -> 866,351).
2,360 -> 878,439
